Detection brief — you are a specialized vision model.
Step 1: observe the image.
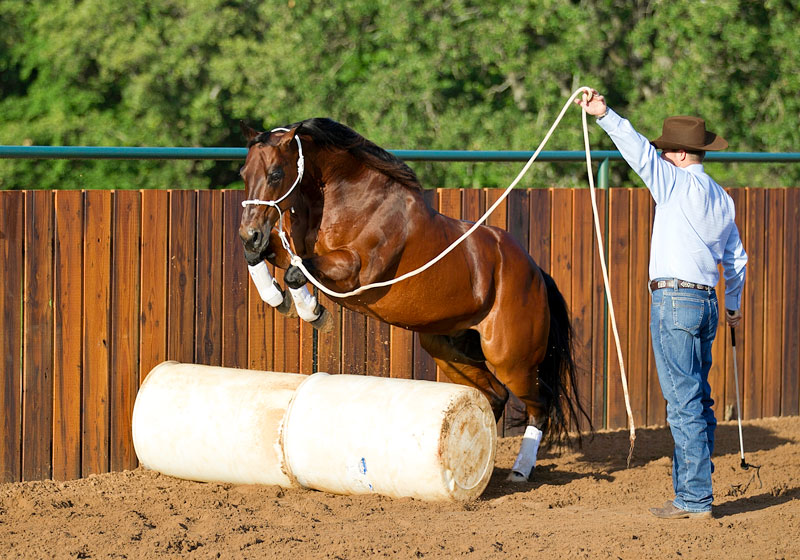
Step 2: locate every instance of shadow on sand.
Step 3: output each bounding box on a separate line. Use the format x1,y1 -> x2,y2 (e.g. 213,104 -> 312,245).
538,421 -> 793,474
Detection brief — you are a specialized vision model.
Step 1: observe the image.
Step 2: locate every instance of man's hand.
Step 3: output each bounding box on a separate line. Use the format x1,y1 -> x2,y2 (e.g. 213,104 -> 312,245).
726,308 -> 742,328
574,88 -> 608,117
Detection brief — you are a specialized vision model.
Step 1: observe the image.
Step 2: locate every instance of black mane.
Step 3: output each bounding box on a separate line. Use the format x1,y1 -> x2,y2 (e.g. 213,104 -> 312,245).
253,118 -> 422,192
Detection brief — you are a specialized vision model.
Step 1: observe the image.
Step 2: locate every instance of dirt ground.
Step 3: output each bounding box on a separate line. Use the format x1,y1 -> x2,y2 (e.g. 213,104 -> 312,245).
1,416 -> 798,559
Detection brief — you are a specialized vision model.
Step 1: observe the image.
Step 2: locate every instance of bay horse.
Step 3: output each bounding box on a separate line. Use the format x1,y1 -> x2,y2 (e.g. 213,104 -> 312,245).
238,118 -> 589,480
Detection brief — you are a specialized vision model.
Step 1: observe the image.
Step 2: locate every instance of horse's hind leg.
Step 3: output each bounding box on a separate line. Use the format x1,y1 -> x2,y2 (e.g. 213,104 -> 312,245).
419,332 -> 509,421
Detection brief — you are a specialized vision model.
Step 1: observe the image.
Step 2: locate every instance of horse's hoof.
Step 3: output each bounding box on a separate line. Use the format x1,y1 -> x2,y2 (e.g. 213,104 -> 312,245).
506,470 -> 529,483
309,306 -> 334,333
275,294 -> 298,318
284,264 -> 307,289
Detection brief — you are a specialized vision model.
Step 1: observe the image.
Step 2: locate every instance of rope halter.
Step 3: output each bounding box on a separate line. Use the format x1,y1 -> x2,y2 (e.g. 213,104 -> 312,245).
240,127 -> 305,255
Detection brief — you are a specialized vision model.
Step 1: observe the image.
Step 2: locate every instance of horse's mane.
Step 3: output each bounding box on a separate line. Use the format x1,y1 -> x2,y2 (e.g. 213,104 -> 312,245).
253,118 -> 422,192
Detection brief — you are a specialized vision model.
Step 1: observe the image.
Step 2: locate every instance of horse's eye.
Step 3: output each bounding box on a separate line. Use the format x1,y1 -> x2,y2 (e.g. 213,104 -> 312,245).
268,168 -> 285,185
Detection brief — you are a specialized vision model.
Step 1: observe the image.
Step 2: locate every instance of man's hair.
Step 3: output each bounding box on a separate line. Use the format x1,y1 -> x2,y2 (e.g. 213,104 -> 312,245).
686,150 -> 705,163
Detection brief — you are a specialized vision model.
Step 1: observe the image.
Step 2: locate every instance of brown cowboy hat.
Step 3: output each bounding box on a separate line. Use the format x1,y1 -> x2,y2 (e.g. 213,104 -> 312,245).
650,116 -> 728,151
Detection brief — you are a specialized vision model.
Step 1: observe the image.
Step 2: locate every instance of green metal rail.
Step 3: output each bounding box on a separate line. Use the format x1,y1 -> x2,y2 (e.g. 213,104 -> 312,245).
3,146 -> 800,191
4,145 -> 800,162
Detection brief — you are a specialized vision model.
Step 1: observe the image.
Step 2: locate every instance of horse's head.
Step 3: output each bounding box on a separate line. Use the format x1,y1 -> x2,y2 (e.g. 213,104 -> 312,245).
238,122 -> 303,264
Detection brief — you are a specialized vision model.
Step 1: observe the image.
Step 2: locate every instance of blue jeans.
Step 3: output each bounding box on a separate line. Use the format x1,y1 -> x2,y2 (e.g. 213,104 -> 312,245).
650,279 -> 718,513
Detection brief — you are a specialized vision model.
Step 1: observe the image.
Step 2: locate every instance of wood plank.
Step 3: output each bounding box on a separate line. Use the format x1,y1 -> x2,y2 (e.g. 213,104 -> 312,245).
413,332 -> 436,382
23,190 -> 54,481
272,268 -> 302,374
485,189 -> 508,229
167,190 -> 196,363
590,188 -> 608,429
627,189 -> 650,429
298,312 -> 315,375
526,189 -> 549,273
247,271 -> 273,371
461,188 -> 485,222
710,264 -> 728,420
366,318 -> 391,377
571,189 -> 594,433
606,188 -> 630,430
83,190 -> 111,476
485,189 -> 512,435
434,188 -> 461,384
550,189 -> 572,307
725,188 -> 747,420
316,291 -> 342,374
110,190 -> 141,472
1,192 -> 24,482
389,326 -> 414,380
221,190 -> 248,369
644,196 -> 665,426
341,307 -> 366,376
782,188 -> 800,416
501,189 -> 533,433
195,190 -> 223,366
53,191 -> 84,480
438,188 -> 461,220
742,188 -> 764,420
550,189 -> 575,429
139,190 -> 168,383
413,190 -> 438,382
762,189 -> 783,417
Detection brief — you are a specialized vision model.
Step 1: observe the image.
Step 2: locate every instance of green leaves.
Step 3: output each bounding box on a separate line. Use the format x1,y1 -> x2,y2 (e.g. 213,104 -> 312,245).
1,0 -> 799,190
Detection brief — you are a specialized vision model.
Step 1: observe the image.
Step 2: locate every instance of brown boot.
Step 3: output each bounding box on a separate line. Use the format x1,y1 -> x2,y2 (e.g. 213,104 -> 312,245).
649,501 -> 712,520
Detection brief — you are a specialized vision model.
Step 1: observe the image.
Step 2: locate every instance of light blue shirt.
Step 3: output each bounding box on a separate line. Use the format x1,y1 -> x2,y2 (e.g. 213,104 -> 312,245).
598,109 -> 747,310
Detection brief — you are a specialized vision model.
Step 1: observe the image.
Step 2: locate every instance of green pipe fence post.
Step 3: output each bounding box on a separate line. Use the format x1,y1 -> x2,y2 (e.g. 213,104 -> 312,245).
598,157 -> 609,190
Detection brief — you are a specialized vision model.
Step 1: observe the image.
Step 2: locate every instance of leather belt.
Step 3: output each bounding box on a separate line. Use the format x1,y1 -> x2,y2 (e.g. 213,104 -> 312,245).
650,279 -> 713,292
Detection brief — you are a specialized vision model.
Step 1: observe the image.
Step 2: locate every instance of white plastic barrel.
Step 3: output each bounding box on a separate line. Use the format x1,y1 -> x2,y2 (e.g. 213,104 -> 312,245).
132,362 -> 497,501
132,361 -> 307,486
282,372 -> 496,501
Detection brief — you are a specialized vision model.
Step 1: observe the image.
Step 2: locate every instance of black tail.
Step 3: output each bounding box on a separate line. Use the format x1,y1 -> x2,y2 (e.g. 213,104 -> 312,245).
538,270 -> 592,447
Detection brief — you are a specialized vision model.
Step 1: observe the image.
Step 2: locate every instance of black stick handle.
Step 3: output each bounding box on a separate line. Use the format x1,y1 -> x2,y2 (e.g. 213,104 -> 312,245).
730,326 -> 736,347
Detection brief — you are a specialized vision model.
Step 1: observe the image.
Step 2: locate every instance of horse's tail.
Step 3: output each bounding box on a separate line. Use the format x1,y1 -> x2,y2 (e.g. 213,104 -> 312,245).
538,270 -> 592,447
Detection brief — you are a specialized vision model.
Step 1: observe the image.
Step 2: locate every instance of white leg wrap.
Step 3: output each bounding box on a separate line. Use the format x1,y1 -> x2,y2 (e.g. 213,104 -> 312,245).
289,285 -> 320,323
247,262 -> 285,307
510,425 -> 543,480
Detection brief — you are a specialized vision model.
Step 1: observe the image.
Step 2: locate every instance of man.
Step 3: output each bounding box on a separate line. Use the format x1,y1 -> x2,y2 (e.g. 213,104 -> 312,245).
576,89 -> 748,519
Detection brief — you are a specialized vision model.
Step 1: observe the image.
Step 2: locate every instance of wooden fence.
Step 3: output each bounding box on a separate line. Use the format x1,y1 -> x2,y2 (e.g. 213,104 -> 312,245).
1,187 -> 798,482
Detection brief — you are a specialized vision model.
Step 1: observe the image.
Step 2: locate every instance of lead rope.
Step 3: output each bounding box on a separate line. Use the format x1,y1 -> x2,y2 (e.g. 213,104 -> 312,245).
247,88 -> 636,460
581,104 -> 636,467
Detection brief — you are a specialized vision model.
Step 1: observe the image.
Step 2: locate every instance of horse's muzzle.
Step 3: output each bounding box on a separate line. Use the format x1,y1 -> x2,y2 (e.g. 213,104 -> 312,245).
239,222 -> 271,265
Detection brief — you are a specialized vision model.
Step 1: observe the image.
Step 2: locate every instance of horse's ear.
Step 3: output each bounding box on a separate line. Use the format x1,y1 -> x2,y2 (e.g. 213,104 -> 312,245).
239,120 -> 260,143
276,125 -> 301,147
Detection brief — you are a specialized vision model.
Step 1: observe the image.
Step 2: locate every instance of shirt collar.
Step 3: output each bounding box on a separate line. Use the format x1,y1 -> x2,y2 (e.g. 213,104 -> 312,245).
685,163 -> 705,175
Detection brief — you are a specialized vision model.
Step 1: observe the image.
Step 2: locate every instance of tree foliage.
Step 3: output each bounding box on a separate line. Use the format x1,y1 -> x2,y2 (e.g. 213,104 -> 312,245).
1,0 -> 799,190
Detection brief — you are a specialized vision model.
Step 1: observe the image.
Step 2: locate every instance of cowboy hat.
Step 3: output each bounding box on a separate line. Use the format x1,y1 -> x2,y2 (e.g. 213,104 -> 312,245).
650,116 -> 728,151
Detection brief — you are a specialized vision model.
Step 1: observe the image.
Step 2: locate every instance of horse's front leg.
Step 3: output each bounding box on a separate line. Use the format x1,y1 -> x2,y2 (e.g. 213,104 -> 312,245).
280,249 -> 361,333
245,231 -> 295,317
284,248 -> 361,330
286,248 -> 361,288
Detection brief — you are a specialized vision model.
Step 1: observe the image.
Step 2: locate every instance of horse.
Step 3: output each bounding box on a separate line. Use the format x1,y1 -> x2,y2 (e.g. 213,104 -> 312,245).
237,118 -> 590,481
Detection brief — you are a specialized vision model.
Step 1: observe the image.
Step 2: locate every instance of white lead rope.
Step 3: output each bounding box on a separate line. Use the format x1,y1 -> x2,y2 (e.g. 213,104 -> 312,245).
273,88 -> 589,299
581,104 -> 637,466
244,89 -> 636,455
